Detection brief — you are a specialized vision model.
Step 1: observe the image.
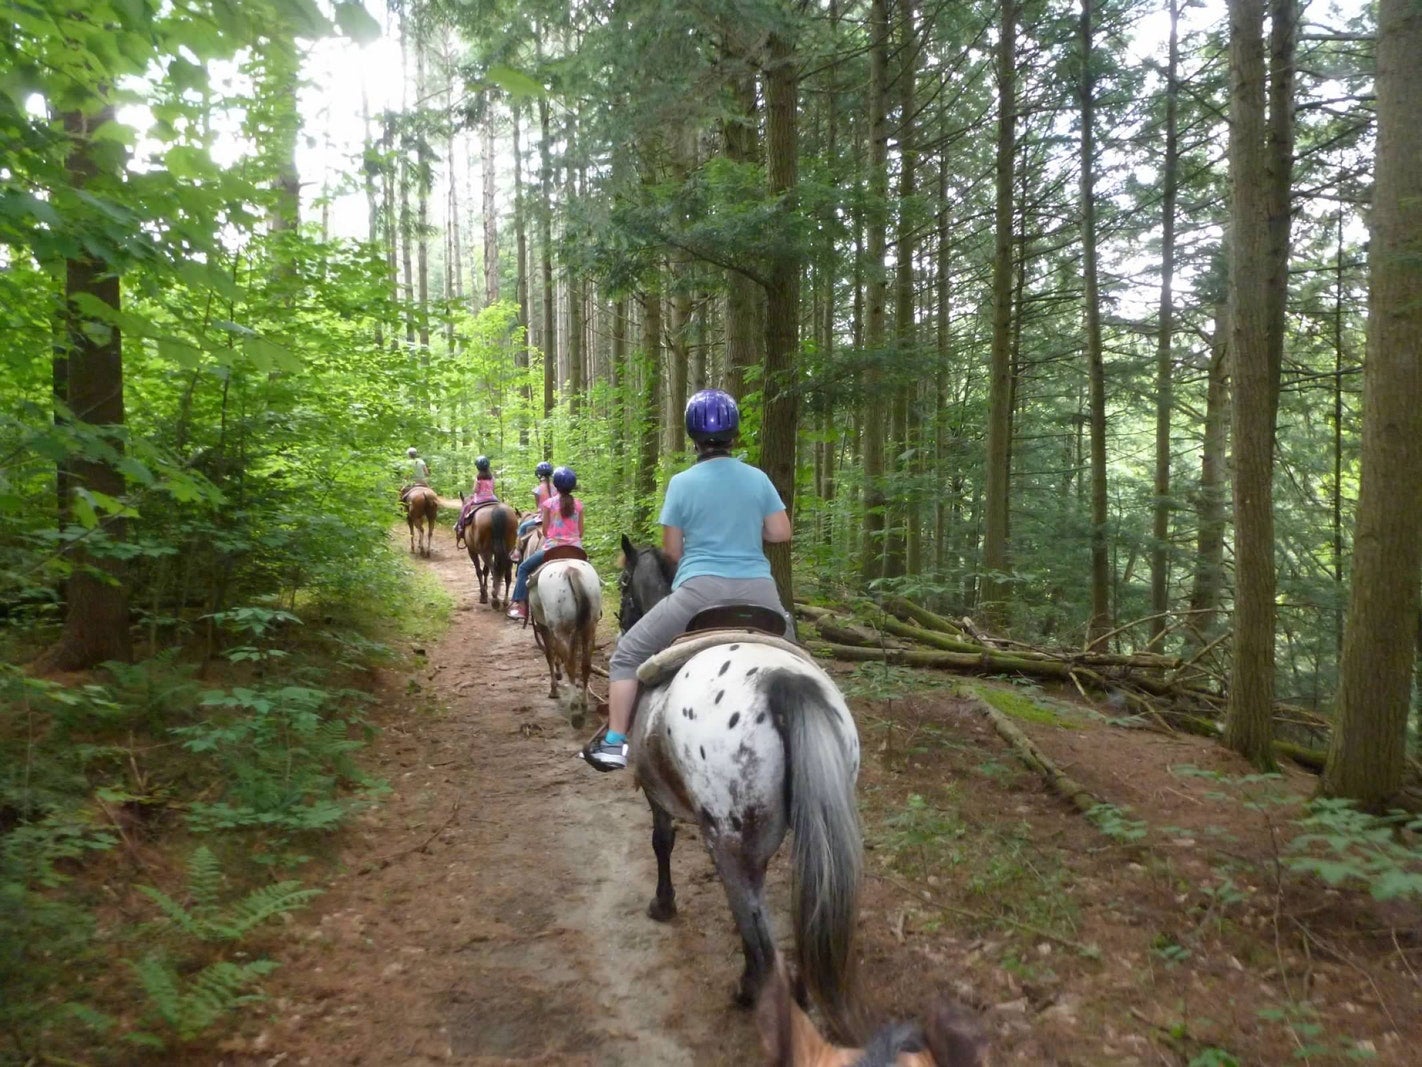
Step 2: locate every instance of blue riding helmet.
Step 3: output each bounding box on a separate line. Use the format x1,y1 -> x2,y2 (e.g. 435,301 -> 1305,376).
685,389 -> 739,440
552,466 -> 577,493
535,461 -> 553,478
475,455 -> 491,472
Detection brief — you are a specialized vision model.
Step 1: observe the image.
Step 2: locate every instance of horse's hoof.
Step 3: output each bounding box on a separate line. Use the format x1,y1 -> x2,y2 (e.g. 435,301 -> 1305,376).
570,711 -> 585,729
646,896 -> 676,923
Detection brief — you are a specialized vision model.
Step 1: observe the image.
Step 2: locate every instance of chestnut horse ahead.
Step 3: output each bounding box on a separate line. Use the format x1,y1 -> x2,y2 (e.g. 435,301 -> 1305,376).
403,486 -> 439,557
466,502 -> 518,609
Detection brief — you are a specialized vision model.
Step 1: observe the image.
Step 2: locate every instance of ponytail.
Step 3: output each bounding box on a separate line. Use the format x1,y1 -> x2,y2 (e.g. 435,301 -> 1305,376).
560,492 -> 575,519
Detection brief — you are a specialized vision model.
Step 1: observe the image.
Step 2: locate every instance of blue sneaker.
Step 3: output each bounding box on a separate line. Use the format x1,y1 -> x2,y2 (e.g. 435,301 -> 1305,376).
582,732 -> 627,771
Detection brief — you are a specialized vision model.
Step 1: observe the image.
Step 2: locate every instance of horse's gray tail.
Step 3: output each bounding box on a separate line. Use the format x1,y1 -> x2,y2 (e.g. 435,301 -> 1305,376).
772,669 -> 863,1042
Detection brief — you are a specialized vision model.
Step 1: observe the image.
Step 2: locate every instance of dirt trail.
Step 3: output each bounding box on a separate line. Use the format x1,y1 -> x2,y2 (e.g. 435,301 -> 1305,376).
219,542 -> 766,1066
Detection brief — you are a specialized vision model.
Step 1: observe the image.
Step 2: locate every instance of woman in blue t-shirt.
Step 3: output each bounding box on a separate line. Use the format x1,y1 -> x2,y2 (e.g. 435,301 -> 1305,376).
583,389 -> 792,771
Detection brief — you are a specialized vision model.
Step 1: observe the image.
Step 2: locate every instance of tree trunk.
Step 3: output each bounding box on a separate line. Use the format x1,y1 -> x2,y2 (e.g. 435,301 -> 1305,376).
636,283 -> 663,534
1322,0 -> 1422,808
860,0 -> 890,584
44,104 -> 132,670
980,0 -> 1019,623
1080,0 -> 1111,646
724,67 -> 762,399
887,0 -> 919,581
761,29 -> 800,614
538,91 -> 556,417
483,97 -> 499,306
1150,0 -> 1181,650
511,103 -> 532,439
1223,0 -> 1294,769
1187,298 -> 1231,650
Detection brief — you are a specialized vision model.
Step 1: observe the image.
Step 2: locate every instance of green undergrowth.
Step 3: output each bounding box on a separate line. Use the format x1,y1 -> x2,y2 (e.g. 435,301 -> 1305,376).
0,547 -> 448,1061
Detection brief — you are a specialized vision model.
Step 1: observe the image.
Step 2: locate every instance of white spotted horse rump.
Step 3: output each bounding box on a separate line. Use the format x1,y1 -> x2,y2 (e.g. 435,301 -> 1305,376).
529,558 -> 601,720
629,637 -> 863,1028
529,558 -> 601,631
633,641 -> 860,831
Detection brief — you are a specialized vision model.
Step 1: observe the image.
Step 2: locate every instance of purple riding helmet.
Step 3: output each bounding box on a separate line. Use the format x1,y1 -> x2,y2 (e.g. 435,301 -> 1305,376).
535,461 -> 553,477
552,466 -> 577,493
685,388 -> 739,441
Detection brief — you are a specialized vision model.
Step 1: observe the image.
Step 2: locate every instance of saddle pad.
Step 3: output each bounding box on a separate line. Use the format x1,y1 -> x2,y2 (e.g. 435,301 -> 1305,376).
540,544 -> 587,563
636,631 -> 813,687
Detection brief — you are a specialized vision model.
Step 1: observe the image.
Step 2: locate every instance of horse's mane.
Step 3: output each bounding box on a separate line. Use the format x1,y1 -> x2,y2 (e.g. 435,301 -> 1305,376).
649,547 -> 676,590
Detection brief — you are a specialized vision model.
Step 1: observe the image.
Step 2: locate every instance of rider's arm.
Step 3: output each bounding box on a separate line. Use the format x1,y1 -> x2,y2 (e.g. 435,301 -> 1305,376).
762,509 -> 792,543
662,525 -> 684,565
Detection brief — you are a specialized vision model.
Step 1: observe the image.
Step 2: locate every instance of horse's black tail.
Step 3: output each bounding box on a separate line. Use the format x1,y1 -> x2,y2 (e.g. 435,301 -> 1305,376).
489,505 -> 513,583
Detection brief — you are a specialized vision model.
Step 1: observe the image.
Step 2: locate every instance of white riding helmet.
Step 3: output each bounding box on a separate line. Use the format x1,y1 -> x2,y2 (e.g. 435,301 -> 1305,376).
407,447 -> 418,457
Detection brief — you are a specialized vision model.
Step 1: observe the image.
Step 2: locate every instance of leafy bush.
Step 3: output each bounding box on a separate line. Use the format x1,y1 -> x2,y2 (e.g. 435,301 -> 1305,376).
174,683 -> 384,841
1284,798 -> 1422,901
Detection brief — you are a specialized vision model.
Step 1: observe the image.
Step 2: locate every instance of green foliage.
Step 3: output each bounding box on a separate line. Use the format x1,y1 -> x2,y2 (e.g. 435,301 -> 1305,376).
136,846 -> 319,944
1283,799 -> 1422,901
1086,802 -> 1149,843
123,845 -> 317,1046
175,683 -> 383,840
128,956 -> 279,1045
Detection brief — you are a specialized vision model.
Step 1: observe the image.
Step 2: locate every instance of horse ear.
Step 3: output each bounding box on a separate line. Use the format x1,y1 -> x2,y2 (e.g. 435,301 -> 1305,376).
922,999 -> 989,1067
621,533 -> 637,561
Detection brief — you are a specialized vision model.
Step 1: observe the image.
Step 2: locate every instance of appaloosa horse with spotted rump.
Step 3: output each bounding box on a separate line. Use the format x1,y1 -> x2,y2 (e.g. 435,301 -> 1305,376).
616,537 -> 865,1040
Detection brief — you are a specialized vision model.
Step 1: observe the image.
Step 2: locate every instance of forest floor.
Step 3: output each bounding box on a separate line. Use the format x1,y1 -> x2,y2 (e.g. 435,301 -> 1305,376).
200,539 -> 1422,1067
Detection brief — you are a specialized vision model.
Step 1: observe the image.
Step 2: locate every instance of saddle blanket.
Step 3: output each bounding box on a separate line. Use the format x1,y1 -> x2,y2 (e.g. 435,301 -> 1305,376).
636,631 -> 814,687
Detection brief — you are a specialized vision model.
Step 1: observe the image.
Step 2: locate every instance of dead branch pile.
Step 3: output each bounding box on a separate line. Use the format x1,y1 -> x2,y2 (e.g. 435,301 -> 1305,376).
797,596 -> 1333,773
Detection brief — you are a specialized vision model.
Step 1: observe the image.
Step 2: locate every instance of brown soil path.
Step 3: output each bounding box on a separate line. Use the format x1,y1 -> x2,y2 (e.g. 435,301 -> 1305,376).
216,542 -> 767,1066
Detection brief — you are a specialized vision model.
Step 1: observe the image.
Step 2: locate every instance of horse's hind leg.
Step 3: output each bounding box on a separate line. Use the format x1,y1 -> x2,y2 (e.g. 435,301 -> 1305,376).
708,839 -> 776,1008
646,800 -> 677,922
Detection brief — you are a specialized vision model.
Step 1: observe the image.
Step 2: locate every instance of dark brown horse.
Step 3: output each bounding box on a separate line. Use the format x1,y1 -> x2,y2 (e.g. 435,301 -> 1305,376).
465,502 -> 518,609
403,486 -> 439,557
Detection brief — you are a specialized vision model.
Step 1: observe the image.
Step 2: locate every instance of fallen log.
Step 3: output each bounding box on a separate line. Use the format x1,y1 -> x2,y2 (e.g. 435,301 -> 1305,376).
965,693 -> 1100,816
880,596 -> 967,636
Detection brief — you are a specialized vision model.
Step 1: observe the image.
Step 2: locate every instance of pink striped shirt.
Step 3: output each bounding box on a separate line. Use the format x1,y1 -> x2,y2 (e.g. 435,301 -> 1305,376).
541,496 -> 583,547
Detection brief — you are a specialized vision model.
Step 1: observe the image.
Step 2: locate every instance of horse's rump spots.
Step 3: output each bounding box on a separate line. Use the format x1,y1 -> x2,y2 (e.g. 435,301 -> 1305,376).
756,712 -> 766,724
728,711 -> 740,728
715,690 -> 725,704
719,660 -> 731,676
699,745 -> 706,760
746,666 -> 759,676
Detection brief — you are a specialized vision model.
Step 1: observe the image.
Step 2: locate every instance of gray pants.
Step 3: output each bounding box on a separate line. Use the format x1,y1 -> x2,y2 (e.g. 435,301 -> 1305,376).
609,575 -> 792,682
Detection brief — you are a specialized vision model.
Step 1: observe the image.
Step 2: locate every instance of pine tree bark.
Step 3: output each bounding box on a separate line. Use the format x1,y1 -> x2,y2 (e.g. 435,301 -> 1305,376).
483,98 -> 499,307
44,104 -> 132,670
512,102 -> 532,436
887,0 -> 919,580
1080,0 -> 1112,646
761,28 -> 801,613
1223,0 -> 1294,769
1322,0 -> 1422,808
1187,298 -> 1230,650
636,283 -> 663,534
980,0 -> 1019,624
860,0 -> 891,584
723,66 -> 762,399
1149,0 -> 1181,650
538,85 -> 556,416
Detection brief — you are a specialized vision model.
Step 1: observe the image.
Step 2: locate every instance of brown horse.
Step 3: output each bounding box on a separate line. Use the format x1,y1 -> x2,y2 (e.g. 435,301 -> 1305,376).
757,958 -> 987,1066
403,486 -> 439,557
466,502 -> 518,609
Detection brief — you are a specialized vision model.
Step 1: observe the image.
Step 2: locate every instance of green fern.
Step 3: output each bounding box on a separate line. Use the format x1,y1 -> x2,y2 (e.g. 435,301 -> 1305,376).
136,846 -> 321,943
128,954 -> 277,1042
